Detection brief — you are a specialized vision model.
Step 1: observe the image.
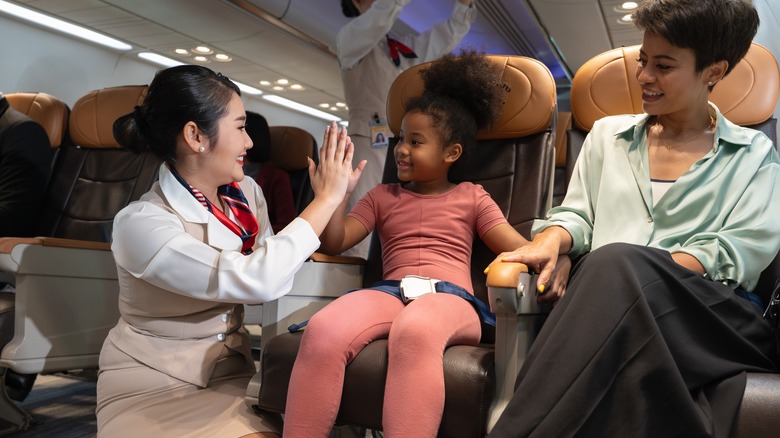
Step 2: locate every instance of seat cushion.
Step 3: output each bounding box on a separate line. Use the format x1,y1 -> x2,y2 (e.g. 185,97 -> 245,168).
257,331 -> 495,437
733,373 -> 780,438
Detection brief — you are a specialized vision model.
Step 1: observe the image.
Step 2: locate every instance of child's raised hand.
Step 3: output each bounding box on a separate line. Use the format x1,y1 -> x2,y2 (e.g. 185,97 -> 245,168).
308,121 -> 356,206
347,153 -> 367,196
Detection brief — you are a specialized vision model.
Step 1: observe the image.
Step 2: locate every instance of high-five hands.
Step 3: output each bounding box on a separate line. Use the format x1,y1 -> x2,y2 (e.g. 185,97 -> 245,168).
299,121 -> 365,235
308,121 -> 366,206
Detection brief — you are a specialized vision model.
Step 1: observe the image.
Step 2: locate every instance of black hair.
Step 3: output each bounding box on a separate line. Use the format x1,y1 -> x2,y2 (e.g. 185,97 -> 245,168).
404,49 -> 506,151
341,0 -> 360,18
244,111 -> 271,163
113,64 -> 240,163
633,0 -> 759,76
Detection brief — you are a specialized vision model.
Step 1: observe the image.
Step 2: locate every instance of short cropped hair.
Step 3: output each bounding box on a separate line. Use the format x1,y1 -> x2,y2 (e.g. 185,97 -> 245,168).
633,0 -> 759,76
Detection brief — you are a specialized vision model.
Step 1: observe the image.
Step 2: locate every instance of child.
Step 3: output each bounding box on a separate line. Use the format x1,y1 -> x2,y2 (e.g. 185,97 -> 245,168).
282,50 -> 570,438
337,0 -> 476,259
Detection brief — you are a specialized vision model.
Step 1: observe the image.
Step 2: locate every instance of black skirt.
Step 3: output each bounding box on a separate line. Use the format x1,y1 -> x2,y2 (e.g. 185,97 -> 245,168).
490,242 -> 776,438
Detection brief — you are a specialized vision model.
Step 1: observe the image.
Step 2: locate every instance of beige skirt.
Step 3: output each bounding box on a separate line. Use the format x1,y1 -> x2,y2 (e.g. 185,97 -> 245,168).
96,341 -> 280,437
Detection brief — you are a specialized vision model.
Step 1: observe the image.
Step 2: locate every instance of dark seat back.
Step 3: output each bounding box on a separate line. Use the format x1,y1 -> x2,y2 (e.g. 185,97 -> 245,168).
268,126 -> 318,214
35,85 -> 162,242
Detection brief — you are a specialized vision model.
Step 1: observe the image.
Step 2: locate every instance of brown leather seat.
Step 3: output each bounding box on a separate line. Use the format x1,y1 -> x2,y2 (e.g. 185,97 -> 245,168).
0,85 -> 163,431
564,42 -> 780,438
250,55 -> 558,436
35,85 -> 162,240
0,92 -> 70,404
6,92 -> 69,149
268,126 -> 319,214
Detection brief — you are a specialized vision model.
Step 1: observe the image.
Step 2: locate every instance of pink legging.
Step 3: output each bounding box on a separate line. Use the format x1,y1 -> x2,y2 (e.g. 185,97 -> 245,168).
283,289 -> 482,438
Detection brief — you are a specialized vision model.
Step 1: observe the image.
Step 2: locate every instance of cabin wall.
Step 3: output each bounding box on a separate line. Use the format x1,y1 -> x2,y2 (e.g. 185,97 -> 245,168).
0,14 -> 329,143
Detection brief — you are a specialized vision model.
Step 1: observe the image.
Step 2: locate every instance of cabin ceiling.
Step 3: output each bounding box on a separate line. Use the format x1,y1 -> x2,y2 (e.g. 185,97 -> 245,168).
11,0 -> 643,118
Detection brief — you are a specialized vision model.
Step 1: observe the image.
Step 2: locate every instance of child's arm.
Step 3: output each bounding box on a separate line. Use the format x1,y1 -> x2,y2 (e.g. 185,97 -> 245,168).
481,223 -> 529,254
318,197 -> 370,255
317,124 -> 369,255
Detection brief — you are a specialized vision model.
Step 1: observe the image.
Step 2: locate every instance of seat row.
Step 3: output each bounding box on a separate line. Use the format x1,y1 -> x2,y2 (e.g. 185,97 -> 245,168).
2,42 -> 779,435
248,42 -> 780,437
0,86 -> 161,432
0,87 -> 318,432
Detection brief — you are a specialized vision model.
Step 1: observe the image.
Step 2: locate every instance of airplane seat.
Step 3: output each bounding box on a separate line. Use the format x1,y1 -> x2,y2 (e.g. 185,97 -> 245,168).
5,92 -> 69,152
242,126 -> 320,329
0,85 -> 163,432
493,42 -> 780,437
35,86 -> 161,240
249,55 -> 558,436
268,126 -> 319,215
1,92 -> 70,403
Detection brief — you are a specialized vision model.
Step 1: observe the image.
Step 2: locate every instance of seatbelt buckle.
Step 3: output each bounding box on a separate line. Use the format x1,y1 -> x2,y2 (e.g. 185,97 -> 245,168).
400,275 -> 439,303
763,286 -> 780,329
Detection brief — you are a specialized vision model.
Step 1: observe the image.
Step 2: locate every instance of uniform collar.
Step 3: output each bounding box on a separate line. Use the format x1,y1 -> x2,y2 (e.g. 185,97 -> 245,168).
158,163 -> 210,224
158,164 -> 248,250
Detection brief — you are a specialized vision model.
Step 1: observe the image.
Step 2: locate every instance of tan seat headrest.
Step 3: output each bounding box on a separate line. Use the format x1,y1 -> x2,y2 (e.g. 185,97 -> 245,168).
269,126 -> 316,171
69,85 -> 148,148
6,92 -> 69,148
387,55 -> 557,140
571,42 -> 780,131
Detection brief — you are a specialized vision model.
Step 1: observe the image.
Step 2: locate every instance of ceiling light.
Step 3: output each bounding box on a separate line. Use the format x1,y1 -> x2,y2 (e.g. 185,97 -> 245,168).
174,48 -> 189,55
319,103 -> 330,108
621,2 -> 638,9
137,52 -> 260,97
234,82 -> 263,96
263,95 -> 341,122
272,86 -> 284,91
330,107 -> 337,111
213,53 -> 231,62
617,14 -> 633,24
276,79 -> 289,85
259,81 -> 271,86
0,0 -> 132,51
193,46 -> 213,54
289,84 -> 304,90
336,102 -> 346,107
193,55 -> 208,62
138,52 -> 184,67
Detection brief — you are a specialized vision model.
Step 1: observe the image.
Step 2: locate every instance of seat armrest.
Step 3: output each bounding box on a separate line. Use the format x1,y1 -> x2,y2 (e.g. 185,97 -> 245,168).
308,252 -> 366,265
485,261 -> 546,432
0,237 -> 118,374
259,252 -> 365,350
0,237 -> 110,253
0,237 -> 111,275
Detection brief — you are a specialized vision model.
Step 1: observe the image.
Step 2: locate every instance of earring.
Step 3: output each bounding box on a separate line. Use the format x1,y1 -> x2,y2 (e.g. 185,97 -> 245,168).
708,81 -> 714,86
199,146 -> 205,153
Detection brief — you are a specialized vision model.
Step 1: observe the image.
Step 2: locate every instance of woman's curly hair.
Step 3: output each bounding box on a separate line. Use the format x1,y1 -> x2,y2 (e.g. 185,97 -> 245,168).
405,49 -> 506,150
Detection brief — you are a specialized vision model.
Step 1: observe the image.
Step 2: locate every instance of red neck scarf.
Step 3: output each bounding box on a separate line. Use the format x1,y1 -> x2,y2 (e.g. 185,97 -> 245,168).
386,35 -> 418,67
170,165 -> 259,255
